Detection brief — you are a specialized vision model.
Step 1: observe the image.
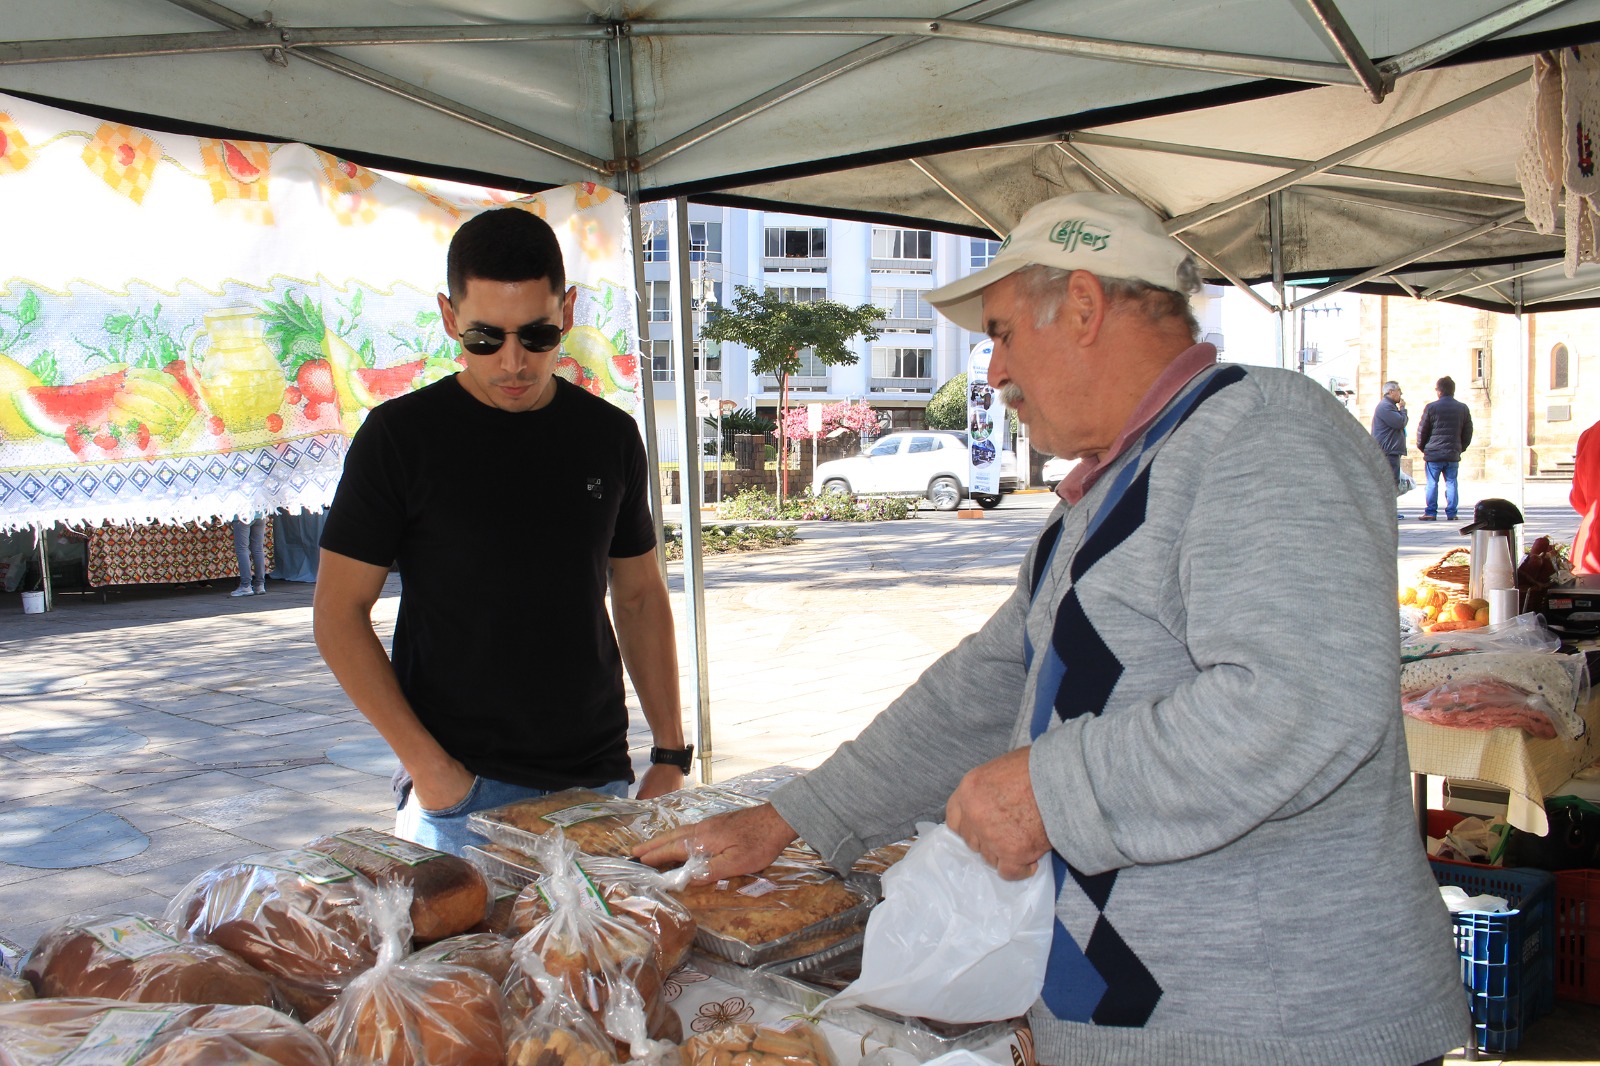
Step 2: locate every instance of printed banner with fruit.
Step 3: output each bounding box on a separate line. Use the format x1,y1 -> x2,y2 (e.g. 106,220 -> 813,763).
0,91 -> 641,532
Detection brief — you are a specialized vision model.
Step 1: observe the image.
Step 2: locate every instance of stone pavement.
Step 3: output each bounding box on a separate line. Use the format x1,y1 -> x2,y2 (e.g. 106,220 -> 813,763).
1,484 -> 1595,1062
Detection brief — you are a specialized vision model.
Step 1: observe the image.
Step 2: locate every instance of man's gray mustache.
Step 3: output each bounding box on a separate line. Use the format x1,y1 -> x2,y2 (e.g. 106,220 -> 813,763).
1000,384 -> 1025,407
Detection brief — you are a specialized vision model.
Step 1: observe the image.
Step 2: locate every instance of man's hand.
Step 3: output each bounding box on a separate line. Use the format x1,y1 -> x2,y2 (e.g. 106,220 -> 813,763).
633,802 -> 797,883
945,747 -> 1052,881
408,757 -> 476,813
635,763 -> 686,800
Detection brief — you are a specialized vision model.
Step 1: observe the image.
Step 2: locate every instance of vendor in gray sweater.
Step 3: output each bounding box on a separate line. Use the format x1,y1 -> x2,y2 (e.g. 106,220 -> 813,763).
638,192 -> 1467,1065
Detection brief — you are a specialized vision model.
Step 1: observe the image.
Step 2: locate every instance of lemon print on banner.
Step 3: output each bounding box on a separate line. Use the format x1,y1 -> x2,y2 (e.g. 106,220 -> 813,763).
558,325 -> 637,408
0,113 -> 35,176
0,353 -> 42,441
82,124 -> 161,204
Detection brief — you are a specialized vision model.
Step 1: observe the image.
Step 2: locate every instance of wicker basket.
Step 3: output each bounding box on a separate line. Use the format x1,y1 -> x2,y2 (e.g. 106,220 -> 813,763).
1417,548 -> 1471,607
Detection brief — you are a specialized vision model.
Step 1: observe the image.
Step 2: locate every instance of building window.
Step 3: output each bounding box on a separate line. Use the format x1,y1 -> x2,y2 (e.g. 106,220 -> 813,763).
872,287 -> 933,321
1552,343 -> 1571,390
690,221 -> 722,263
872,228 -> 933,260
648,339 -> 672,380
872,346 -> 932,378
647,339 -> 719,381
764,226 -> 827,258
645,281 -> 670,321
773,286 -> 827,304
641,231 -> 668,263
793,348 -> 826,378
1472,347 -> 1488,384
970,238 -> 1001,269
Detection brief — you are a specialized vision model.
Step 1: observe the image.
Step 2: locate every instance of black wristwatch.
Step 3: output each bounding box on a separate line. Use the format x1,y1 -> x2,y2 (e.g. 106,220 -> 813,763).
649,744 -> 695,771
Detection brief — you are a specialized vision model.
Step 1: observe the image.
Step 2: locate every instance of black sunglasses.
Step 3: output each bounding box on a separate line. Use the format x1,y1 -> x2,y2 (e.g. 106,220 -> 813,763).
460,322 -> 563,356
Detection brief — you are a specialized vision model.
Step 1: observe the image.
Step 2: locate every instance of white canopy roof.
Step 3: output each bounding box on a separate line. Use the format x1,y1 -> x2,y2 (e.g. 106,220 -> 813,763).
4,1 -> 1600,311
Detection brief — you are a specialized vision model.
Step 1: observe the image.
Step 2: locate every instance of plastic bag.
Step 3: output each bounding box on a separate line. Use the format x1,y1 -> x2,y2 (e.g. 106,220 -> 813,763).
21,912 -> 278,1008
825,823 -> 1053,1024
681,1020 -> 837,1066
165,848 -> 378,1019
471,788 -> 683,859
503,961 -> 620,1066
0,998 -> 333,1066
1401,612 -> 1562,662
408,931 -> 516,984
0,975 -> 30,1004
302,827 -> 489,943
674,846 -> 869,965
1401,649 -> 1589,739
503,834 -> 682,1059
1397,469 -> 1416,496
309,880 -> 510,1066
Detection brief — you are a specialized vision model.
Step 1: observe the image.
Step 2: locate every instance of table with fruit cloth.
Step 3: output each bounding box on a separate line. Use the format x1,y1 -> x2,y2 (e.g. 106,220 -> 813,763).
1408,691 -> 1600,836
84,518 -> 274,587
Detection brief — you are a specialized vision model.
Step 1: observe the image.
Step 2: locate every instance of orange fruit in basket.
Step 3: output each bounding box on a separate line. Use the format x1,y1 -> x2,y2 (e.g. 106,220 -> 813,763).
1450,602 -> 1479,622
1476,607 -> 1490,624
1399,586 -> 1417,606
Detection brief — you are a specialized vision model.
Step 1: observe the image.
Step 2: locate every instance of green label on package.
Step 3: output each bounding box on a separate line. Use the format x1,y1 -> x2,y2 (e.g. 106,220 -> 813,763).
58,1007 -> 180,1065
252,849 -> 356,884
542,800 -> 650,828
84,917 -> 178,960
532,866 -> 612,916
334,827 -> 439,866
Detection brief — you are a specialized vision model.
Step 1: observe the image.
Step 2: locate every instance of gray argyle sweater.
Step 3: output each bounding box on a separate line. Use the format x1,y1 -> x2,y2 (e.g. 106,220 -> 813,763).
772,364 -> 1469,1065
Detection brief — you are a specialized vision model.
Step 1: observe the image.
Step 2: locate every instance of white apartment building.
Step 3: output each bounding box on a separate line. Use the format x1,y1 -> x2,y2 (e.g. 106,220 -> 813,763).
638,203 -> 1227,463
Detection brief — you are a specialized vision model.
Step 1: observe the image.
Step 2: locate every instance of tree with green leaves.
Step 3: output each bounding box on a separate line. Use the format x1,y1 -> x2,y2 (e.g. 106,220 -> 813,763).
699,284 -> 884,501
924,372 -> 969,430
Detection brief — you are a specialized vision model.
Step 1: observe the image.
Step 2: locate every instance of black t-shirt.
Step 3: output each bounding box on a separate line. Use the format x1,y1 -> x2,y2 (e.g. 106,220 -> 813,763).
320,376 -> 655,789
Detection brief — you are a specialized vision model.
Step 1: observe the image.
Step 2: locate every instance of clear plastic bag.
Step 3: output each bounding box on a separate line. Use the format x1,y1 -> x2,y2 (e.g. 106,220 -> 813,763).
508,852 -> 698,974
0,998 -> 333,1066
471,789 -> 683,859
309,880 -> 510,1066
165,849 -> 378,1020
681,1020 -> 837,1066
21,912 -> 278,1008
0,975 -> 29,1004
503,834 -> 682,1059
503,971 -> 619,1066
302,827 -> 489,943
824,823 -> 1053,1024
407,931 -> 516,984
1401,649 -> 1589,739
1401,611 -> 1562,662
674,846 -> 870,965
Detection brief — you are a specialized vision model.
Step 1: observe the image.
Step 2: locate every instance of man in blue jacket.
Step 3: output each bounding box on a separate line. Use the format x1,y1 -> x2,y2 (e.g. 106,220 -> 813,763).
1370,380 -> 1408,521
1416,375 -> 1474,521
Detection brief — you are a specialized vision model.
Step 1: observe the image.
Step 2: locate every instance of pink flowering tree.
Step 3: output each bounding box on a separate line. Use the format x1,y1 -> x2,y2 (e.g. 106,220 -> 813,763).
780,400 -> 882,447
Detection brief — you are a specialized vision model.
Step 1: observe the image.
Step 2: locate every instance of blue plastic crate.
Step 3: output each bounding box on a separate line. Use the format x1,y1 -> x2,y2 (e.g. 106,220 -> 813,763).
1431,859 -> 1557,1054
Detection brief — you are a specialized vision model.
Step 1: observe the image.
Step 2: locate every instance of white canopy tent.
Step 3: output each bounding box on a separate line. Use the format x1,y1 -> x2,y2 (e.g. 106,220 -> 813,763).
8,0 -> 1600,775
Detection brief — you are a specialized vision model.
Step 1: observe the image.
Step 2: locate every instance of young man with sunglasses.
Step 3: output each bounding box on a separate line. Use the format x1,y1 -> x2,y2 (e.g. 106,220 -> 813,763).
313,207 -> 688,855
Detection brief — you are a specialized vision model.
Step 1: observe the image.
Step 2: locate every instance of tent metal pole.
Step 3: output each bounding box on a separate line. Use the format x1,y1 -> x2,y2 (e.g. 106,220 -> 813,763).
1270,192 -> 1291,371
909,157 -> 1008,235
1514,278 -> 1528,514
37,529 -> 52,611
630,18 -> 1356,86
634,0 -> 1030,169
1289,208 -> 1528,309
1166,68 -> 1531,236
1388,277 -> 1421,299
670,198 -> 714,785
1055,141 -> 1277,314
1063,132 -> 1524,201
152,0 -> 608,173
1381,0 -> 1574,78
1424,260 -> 1565,300
1302,0 -> 1390,102
608,26 -> 668,583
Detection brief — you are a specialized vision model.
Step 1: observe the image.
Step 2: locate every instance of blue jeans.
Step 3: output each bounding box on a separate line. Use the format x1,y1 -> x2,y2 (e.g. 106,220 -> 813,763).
231,516 -> 266,589
394,775 -> 629,856
1424,461 -> 1459,519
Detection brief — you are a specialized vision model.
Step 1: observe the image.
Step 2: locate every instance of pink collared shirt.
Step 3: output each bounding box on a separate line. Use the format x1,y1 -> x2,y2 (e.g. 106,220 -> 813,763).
1057,342 -> 1220,505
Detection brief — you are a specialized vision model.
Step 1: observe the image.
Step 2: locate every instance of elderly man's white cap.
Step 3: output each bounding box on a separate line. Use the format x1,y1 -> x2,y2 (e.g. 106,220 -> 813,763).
926,191 -> 1190,332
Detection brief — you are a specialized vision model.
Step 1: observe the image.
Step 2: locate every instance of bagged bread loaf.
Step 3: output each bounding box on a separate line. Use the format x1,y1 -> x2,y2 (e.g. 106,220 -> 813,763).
470,789 -> 680,858
503,981 -> 620,1066
22,912 -> 277,1008
0,998 -> 331,1066
303,827 -> 487,943
507,852 -> 696,975
310,881 -> 509,1066
502,836 -> 682,1059
408,931 -> 516,984
165,849 -> 378,1020
681,1020 -> 836,1066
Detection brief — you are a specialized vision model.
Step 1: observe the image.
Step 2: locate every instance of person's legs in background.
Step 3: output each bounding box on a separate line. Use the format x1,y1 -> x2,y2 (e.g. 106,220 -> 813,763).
1443,461 -> 1460,521
229,518 -> 255,596
1423,461 -> 1443,519
1387,454 -> 1404,520
249,516 -> 267,594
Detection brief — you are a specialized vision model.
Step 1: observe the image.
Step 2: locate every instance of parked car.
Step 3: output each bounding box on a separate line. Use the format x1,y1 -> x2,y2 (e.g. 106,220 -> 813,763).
813,430 -> 1018,511
1042,455 -> 1079,489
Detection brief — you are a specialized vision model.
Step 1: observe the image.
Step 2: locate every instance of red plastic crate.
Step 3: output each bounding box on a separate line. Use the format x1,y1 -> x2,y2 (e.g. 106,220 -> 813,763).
1555,870 -> 1600,1005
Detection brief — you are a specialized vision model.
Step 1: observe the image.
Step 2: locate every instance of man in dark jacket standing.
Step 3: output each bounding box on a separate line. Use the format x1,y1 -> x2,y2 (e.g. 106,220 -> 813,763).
1370,380 -> 1408,521
1416,375 -> 1473,521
